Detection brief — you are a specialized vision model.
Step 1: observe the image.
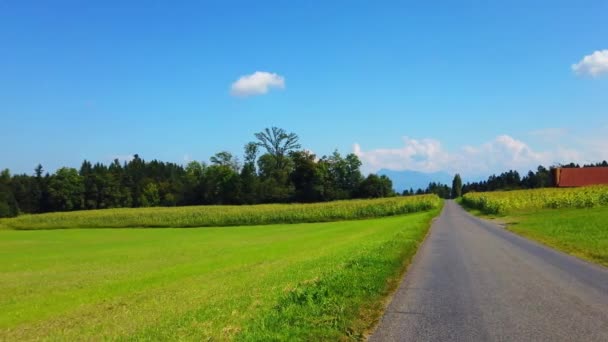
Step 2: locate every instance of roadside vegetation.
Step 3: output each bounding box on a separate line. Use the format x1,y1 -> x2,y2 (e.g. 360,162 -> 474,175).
0,195 -> 441,230
459,186 -> 608,267
506,207 -> 608,267
0,206 -> 440,340
461,185 -> 608,215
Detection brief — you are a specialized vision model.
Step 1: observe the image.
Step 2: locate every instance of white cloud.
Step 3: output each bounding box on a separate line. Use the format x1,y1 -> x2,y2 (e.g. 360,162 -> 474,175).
459,135 -> 549,173
353,137 -> 449,174
354,131 -> 608,178
230,71 -> 285,97
572,50 -> 608,77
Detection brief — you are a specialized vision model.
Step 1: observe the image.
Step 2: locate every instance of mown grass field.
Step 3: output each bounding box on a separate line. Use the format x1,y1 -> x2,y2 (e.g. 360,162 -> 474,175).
459,187 -> 608,267
0,195 -> 441,230
505,207 -> 608,267
0,205 -> 440,340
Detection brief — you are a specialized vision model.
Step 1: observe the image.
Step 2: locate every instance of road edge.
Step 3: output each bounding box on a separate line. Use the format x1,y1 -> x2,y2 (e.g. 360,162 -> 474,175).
455,200 -> 608,271
363,201 -> 446,340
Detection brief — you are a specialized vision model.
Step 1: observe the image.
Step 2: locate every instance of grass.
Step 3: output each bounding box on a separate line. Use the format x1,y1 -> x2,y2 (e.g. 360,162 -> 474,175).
504,207 -> 608,267
0,195 -> 441,230
0,208 -> 440,340
459,192 -> 608,268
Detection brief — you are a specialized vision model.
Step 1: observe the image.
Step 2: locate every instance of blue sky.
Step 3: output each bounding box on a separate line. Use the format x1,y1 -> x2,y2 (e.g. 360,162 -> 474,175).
1,1 -> 607,178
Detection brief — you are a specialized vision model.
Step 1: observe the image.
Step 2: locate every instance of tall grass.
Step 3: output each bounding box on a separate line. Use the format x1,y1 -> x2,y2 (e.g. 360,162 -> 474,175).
0,195 -> 442,230
461,186 -> 608,214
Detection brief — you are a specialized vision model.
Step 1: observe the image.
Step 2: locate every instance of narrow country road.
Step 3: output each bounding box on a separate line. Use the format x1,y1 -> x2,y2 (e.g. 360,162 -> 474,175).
370,200 -> 608,341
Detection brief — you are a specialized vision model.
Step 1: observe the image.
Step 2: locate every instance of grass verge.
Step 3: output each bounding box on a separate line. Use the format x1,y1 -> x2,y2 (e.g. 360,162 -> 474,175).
459,200 -> 608,268
0,208 -> 440,340
505,207 -> 608,267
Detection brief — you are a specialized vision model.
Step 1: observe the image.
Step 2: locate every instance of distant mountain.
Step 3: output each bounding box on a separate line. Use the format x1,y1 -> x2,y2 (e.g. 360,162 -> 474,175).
378,169 -> 453,193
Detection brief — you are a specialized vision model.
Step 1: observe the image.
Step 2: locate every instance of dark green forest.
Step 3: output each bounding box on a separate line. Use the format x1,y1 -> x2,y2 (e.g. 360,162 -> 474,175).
0,127 -> 395,218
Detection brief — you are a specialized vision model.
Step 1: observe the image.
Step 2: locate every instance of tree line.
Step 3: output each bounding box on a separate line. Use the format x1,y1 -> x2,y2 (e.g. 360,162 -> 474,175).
461,161 -> 608,194
0,127 -> 396,218
402,160 -> 608,200
401,182 -> 453,199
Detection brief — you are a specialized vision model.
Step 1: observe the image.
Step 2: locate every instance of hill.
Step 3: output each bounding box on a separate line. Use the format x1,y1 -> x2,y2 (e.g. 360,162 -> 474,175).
378,169 -> 452,193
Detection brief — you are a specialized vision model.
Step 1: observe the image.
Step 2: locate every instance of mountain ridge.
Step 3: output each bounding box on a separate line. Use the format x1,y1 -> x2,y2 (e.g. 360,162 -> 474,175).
378,169 -> 452,193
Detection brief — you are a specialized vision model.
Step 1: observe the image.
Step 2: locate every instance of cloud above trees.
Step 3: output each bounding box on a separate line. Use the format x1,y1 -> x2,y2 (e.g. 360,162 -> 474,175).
353,130 -> 608,177
230,71 -> 285,97
572,50 -> 608,77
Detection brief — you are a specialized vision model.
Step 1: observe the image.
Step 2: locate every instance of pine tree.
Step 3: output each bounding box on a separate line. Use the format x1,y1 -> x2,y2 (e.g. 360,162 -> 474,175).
451,174 -> 462,199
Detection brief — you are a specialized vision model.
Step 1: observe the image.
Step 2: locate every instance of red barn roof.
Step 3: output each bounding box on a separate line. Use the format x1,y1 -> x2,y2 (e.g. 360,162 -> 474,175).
555,167 -> 608,187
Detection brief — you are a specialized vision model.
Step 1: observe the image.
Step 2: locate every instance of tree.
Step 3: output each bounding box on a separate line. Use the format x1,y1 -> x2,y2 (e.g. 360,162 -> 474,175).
402,188 -> 415,196
33,164 -> 49,212
320,151 -> 364,200
357,174 -> 394,198
125,154 -> 146,207
34,164 -> 44,178
240,143 -> 260,204
343,154 -> 364,192
254,127 -> 301,170
290,150 -> 324,202
451,174 -> 462,198
210,151 -> 240,172
140,183 -> 160,207
47,168 -> 84,211
534,166 -> 551,188
426,182 -> 451,199
183,161 -> 207,205
256,153 -> 294,202
80,160 -> 99,209
9,174 -> 40,213
108,159 -> 132,207
0,190 -> 19,217
205,165 -> 241,204
206,152 -> 242,204
0,169 -> 19,218
243,142 -> 258,166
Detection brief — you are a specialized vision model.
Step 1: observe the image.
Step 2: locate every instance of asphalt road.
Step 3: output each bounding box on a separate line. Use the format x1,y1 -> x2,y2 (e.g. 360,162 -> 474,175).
369,200 -> 608,341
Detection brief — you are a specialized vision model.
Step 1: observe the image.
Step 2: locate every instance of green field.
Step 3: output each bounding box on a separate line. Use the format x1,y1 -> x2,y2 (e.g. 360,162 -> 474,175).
0,207 -> 439,340
0,195 -> 441,230
504,207 -> 608,267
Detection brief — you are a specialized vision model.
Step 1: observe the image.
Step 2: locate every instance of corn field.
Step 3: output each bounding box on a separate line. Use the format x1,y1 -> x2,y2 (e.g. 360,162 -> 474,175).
0,195 -> 442,230
462,186 -> 608,214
